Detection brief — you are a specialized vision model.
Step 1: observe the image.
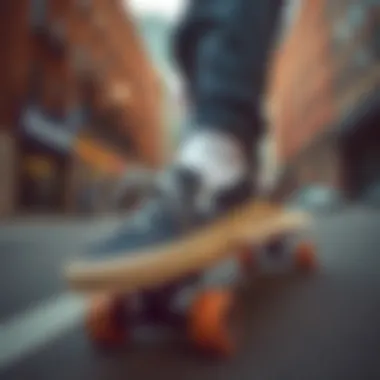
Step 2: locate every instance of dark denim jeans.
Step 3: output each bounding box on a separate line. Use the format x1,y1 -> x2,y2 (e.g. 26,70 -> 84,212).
173,0 -> 284,155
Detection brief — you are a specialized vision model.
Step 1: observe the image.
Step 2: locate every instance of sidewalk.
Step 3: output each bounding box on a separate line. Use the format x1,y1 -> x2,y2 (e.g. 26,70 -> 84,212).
0,213 -> 128,241
0,212 -> 124,226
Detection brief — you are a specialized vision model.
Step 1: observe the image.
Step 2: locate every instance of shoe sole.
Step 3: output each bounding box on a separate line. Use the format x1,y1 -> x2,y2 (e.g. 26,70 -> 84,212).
64,200 -> 312,294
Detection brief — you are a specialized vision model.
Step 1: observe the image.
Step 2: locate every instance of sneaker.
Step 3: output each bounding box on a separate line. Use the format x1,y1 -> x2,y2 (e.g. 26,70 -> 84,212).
91,166 -> 252,258
66,166 -> 254,290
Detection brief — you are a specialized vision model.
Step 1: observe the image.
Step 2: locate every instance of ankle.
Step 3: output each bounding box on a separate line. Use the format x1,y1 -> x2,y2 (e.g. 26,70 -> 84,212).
177,131 -> 249,191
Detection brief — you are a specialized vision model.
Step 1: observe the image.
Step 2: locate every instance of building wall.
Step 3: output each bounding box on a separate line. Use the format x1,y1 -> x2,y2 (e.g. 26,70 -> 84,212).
326,2 -> 380,120
266,0 -> 380,197
0,1 -> 32,216
267,0 -> 335,166
0,0 -> 32,129
0,0 -> 163,217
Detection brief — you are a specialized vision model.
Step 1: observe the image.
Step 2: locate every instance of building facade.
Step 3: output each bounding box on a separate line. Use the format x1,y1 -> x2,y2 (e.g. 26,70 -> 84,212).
0,0 -> 164,217
266,0 -> 380,199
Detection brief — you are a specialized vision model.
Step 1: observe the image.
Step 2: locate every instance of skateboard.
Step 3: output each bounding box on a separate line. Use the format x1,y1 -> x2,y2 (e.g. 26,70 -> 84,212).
64,200 -> 317,357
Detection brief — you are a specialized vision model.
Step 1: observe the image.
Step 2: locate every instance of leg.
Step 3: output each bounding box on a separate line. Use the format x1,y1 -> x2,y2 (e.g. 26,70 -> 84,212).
174,0 -> 284,156
68,0 -> 287,288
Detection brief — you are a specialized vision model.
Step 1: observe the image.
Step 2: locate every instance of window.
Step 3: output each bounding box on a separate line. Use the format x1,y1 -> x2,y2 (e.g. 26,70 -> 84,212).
91,111 -> 136,156
346,3 -> 366,31
77,0 -> 91,13
369,9 -> 380,59
67,106 -> 86,132
93,13 -> 106,34
30,0 -> 47,29
72,46 -> 88,72
28,62 -> 44,101
47,20 -> 68,55
334,48 -> 370,93
354,48 -> 372,68
49,20 -> 66,43
278,0 -> 302,41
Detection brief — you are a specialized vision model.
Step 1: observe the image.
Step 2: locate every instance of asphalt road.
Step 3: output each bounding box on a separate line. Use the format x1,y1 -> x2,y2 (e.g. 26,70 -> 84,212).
1,205 -> 380,380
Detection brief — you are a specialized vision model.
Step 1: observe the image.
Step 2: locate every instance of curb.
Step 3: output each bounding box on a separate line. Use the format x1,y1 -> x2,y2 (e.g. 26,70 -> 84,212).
0,212 -> 125,226
0,214 -> 128,239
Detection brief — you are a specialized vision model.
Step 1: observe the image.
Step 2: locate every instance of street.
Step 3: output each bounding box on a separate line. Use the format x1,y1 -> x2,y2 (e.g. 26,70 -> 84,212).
1,206 -> 380,380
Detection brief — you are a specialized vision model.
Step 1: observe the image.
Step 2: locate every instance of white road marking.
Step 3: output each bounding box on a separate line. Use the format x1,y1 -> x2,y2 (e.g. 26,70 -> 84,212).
0,294 -> 85,371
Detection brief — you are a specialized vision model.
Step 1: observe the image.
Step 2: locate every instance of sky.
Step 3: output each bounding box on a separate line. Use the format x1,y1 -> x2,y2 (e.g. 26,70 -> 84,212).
127,0 -> 185,21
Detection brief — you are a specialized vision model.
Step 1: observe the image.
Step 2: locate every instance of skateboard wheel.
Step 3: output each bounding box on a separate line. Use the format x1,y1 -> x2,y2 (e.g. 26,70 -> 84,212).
187,289 -> 236,357
85,294 -> 127,347
266,235 -> 286,259
237,244 -> 256,273
294,241 -> 316,271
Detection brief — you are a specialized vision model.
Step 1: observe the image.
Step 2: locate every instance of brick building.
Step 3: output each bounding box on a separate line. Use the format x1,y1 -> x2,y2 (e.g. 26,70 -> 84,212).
0,0 -> 164,216
266,0 -> 380,199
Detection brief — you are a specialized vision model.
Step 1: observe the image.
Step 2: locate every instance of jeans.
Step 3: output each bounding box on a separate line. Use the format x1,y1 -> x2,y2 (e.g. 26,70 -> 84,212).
173,0 -> 284,155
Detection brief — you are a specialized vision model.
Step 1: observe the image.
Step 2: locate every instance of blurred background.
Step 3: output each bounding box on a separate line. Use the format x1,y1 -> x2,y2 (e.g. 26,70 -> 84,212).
0,0 -> 188,218
1,0 -> 379,221
1,1 -> 380,379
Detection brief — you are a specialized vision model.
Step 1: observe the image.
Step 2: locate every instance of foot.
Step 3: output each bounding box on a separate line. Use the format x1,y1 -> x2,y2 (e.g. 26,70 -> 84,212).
85,165 -> 253,261
83,131 -> 255,261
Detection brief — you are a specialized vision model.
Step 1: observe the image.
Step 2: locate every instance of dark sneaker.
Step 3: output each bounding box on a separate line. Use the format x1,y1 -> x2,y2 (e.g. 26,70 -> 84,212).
82,166 -> 253,261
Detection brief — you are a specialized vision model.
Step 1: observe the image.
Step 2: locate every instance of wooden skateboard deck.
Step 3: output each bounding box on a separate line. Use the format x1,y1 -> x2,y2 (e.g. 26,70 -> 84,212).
65,200 -> 312,294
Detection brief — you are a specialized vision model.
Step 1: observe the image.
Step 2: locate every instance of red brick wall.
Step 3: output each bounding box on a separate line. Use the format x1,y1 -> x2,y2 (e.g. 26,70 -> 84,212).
327,2 -> 380,118
268,0 -> 335,165
0,0 -> 32,128
0,0 -> 163,167
268,0 -> 380,168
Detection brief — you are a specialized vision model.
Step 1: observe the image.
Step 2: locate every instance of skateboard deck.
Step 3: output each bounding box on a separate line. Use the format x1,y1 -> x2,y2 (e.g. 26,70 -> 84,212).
65,200 -> 312,294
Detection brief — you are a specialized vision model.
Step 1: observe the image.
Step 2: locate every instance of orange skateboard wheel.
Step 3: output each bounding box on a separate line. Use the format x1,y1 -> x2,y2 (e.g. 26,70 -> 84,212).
187,289 -> 236,357
85,294 -> 127,347
294,241 -> 317,271
237,244 -> 256,273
